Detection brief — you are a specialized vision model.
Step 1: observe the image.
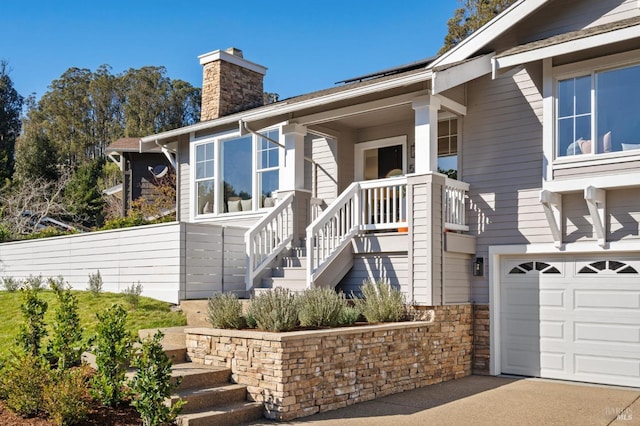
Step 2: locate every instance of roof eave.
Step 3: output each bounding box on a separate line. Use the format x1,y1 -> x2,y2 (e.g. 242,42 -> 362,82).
140,69 -> 433,147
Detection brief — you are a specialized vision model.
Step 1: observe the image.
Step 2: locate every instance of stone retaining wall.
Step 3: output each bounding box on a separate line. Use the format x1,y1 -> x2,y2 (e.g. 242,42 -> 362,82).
473,304 -> 490,375
185,304 -> 473,421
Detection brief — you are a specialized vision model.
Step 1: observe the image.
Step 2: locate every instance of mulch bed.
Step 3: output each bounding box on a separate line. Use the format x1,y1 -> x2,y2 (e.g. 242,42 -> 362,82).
0,401 -> 142,426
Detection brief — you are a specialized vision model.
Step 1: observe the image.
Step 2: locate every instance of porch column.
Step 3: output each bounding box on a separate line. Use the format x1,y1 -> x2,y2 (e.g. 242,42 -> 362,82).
280,123 -> 307,191
412,95 -> 440,174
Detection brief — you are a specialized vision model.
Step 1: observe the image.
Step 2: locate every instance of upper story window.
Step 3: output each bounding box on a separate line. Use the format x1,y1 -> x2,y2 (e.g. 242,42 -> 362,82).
192,127 -> 281,218
438,118 -> 458,179
557,63 -> 640,158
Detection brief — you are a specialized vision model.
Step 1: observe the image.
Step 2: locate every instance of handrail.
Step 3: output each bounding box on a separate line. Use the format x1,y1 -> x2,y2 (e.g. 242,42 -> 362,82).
306,177 -> 408,286
245,192 -> 294,290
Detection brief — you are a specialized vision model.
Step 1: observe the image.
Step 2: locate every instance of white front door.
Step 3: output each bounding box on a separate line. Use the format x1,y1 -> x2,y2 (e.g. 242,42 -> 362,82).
500,255 -> 640,387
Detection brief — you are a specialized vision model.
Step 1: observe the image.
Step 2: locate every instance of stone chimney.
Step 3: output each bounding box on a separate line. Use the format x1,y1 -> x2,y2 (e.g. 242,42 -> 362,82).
198,47 -> 267,121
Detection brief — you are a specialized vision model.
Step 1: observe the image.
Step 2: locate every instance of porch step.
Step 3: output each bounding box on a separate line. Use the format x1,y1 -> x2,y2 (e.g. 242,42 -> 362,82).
289,246 -> 306,258
259,276 -> 308,292
271,266 -> 308,280
281,256 -> 307,268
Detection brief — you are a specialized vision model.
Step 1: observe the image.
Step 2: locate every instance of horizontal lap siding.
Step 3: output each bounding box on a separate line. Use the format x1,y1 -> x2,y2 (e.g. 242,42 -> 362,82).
464,67 -> 547,303
0,223 -> 184,304
179,139 -> 190,221
554,159 -> 640,179
312,137 -> 338,204
337,254 -> 408,296
443,252 -> 473,304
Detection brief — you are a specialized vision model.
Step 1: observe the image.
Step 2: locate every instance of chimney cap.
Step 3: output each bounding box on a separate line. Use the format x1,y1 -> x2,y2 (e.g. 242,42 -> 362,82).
198,48 -> 267,75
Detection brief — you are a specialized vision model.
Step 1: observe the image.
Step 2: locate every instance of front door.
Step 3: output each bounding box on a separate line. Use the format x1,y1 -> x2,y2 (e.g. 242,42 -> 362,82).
355,136 -> 407,181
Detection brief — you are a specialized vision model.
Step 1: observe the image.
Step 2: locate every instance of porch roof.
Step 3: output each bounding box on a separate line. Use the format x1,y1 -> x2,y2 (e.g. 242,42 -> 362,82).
141,66 -> 433,149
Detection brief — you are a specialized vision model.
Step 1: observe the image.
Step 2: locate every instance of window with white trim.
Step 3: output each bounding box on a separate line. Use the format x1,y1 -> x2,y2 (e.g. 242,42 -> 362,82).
556,63 -> 640,158
192,127 -> 281,217
257,129 -> 279,208
195,142 -> 215,215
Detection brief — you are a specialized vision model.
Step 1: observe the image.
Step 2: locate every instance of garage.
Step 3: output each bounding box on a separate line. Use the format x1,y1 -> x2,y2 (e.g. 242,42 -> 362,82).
500,255 -> 640,388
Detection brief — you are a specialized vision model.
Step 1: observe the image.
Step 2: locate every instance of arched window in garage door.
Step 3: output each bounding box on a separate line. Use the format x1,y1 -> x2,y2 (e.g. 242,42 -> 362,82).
508,261 -> 561,274
578,260 -> 638,274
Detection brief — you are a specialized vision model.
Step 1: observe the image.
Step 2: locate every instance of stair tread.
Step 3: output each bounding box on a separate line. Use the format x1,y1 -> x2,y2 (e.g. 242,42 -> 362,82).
177,401 -> 263,421
173,383 -> 246,399
171,363 -> 229,377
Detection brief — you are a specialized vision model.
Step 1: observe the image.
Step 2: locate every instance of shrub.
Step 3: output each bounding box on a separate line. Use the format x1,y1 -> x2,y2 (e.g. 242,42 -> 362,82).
298,288 -> 346,327
47,277 -> 84,370
244,312 -> 257,329
352,279 -> 407,323
90,304 -> 133,407
100,211 -> 147,230
122,282 -> 143,308
339,306 -> 361,326
24,274 -> 45,291
43,366 -> 91,426
17,285 -> 48,357
249,288 -> 299,332
0,351 -> 50,417
129,331 -> 185,426
87,270 -> 103,295
2,276 -> 20,291
207,292 -> 244,329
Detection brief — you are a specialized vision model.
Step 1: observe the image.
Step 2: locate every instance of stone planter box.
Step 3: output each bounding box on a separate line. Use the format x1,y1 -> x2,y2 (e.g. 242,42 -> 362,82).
185,304 -> 472,421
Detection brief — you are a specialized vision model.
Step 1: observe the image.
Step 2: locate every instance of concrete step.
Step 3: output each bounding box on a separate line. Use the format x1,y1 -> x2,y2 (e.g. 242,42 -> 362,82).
169,384 -> 248,414
171,363 -> 231,391
176,401 -> 264,426
139,326 -> 187,347
164,344 -> 188,364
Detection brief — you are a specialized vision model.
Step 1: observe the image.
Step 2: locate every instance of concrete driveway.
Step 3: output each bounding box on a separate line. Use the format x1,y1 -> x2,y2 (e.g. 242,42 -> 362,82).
247,375 -> 640,426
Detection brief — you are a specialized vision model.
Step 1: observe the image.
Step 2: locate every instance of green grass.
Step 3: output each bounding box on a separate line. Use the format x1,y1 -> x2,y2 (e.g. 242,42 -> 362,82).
0,290 -> 186,359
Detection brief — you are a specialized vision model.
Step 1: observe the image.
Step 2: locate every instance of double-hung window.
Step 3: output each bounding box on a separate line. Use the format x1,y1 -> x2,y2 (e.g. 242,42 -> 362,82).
257,129 -> 279,208
556,62 -> 640,158
195,142 -> 215,214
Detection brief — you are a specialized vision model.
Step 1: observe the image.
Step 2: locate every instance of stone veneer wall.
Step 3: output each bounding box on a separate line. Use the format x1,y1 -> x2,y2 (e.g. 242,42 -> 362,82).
185,304 -> 472,421
201,60 -> 264,121
473,304 -> 490,374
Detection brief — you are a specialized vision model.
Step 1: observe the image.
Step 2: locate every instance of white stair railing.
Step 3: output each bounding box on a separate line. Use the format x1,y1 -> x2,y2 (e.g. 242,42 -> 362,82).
444,178 -> 470,231
245,192 -> 294,290
306,177 -> 408,286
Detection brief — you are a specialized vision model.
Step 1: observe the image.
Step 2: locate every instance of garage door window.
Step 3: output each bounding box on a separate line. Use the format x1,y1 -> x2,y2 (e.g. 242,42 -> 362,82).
578,260 -> 638,274
509,261 -> 561,274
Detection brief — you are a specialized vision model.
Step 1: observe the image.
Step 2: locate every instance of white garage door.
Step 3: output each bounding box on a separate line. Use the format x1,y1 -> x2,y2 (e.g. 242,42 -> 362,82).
501,256 -> 640,388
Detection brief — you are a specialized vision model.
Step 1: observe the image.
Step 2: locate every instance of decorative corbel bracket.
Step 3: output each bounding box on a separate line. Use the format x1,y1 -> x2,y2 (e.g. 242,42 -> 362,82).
540,190 -> 562,248
584,186 -> 606,247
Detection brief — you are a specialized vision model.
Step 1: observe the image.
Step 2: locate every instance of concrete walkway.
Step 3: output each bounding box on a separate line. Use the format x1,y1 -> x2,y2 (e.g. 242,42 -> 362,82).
246,375 -> 640,426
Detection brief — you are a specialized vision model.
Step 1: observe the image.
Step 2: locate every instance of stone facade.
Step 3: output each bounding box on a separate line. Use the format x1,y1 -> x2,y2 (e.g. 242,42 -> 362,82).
200,50 -> 265,121
473,304 -> 490,374
185,304 -> 473,421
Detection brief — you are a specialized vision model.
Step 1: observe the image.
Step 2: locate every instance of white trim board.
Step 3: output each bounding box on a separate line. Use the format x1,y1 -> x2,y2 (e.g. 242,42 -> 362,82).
354,136 -> 407,181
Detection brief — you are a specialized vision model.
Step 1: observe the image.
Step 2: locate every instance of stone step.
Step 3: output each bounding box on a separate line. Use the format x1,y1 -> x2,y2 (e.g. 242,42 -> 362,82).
169,384 -> 248,414
164,344 -> 188,364
171,363 -> 231,391
176,401 -> 264,426
139,326 -> 188,347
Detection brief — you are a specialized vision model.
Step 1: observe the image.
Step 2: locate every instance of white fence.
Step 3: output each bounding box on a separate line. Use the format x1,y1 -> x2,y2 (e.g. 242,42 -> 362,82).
0,222 -> 247,304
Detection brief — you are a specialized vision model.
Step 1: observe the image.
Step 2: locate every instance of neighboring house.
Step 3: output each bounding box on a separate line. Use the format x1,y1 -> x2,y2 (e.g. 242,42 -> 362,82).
1,0 -> 638,389
105,137 -> 175,215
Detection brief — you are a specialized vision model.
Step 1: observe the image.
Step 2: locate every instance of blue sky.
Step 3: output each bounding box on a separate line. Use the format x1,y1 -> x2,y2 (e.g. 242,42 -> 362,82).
2,1 -> 459,102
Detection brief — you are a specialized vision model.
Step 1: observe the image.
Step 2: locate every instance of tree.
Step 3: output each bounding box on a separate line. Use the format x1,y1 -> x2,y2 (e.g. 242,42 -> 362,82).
0,60 -> 24,182
64,158 -> 106,228
439,0 -> 517,54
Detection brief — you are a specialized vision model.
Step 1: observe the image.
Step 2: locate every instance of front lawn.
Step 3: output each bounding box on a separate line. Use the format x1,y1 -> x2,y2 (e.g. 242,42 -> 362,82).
0,290 -> 186,358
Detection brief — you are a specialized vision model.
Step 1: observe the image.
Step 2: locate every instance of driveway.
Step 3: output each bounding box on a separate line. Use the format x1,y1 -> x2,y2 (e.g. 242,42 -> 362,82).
247,375 -> 640,426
